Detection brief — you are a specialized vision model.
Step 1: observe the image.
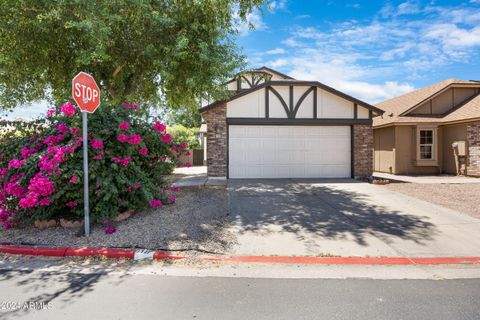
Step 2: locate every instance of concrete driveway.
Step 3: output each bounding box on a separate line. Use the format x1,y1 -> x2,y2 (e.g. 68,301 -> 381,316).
228,179 -> 480,257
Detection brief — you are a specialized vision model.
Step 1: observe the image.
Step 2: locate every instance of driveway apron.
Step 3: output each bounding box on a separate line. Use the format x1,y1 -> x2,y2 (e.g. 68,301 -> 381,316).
227,179 -> 480,257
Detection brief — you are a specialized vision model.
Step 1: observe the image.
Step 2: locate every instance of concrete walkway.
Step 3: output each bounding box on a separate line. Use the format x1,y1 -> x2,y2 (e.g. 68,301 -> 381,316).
228,179 -> 480,257
373,172 -> 480,184
172,166 -> 226,187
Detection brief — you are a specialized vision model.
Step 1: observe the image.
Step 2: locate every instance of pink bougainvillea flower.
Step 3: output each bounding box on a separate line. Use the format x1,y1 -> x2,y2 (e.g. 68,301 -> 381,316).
171,145 -> 177,152
162,133 -> 172,144
178,143 -> 187,151
21,147 -> 33,159
185,151 -> 191,156
38,197 -> 52,206
123,103 -> 139,110
4,182 -> 26,198
153,121 -> 166,133
70,127 -> 80,135
184,162 -> 192,168
127,187 -> 132,193
60,101 -> 76,116
138,147 -> 148,155
56,123 -> 69,134
46,109 -> 56,118
66,201 -> 78,207
93,154 -> 103,160
168,196 -> 176,204
105,225 -> 117,234
69,176 -> 79,184
0,168 -> 8,179
170,186 -> 180,192
128,134 -> 142,145
19,193 -> 39,209
118,121 -> 130,131
111,157 -> 132,167
133,182 -> 141,189
8,159 -> 25,169
91,138 -> 104,150
117,134 -> 129,143
28,173 -> 55,197
148,199 -> 162,208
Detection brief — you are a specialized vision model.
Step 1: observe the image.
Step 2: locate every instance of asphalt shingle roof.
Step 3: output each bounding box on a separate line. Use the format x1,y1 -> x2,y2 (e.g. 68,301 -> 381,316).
373,79 -> 480,127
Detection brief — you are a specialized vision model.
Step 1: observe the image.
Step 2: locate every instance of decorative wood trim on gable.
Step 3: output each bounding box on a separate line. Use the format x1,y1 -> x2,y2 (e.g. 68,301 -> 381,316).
200,80 -> 384,115
227,118 -> 373,125
292,86 -> 315,118
269,86 -> 291,117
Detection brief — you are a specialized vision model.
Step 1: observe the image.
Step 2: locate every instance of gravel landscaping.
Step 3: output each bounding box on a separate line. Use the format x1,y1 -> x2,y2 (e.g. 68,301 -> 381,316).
384,183 -> 480,219
0,187 -> 235,255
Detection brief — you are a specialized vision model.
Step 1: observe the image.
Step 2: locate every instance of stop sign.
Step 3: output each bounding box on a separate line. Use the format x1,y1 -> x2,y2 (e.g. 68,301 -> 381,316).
72,72 -> 101,113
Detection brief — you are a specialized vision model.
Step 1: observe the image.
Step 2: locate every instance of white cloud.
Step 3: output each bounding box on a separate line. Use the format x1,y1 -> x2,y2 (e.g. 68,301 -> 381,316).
265,48 -> 286,55
277,53 -> 415,103
425,24 -> 480,48
233,9 -> 266,36
268,0 -> 287,12
380,1 -> 420,18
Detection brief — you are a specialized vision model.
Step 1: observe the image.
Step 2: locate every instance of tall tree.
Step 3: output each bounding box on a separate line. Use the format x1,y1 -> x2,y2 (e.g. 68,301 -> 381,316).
0,0 -> 265,110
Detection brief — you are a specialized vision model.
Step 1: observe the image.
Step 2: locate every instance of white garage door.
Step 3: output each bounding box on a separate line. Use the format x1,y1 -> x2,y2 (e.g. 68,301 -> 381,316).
229,125 -> 351,179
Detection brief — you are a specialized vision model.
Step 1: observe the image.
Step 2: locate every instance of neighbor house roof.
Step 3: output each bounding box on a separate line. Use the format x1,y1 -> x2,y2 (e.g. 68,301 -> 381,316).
373,79 -> 480,127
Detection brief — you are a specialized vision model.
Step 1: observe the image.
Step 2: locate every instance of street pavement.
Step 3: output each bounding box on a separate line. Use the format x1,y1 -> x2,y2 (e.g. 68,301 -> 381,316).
1,262 -> 479,320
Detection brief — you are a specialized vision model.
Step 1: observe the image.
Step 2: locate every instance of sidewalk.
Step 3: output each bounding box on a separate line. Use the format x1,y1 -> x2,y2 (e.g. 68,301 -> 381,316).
172,166 -> 226,187
373,172 -> 480,184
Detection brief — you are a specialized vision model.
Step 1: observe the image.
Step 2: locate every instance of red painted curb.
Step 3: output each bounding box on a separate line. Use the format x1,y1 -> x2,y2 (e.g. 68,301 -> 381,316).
1,245 -> 480,265
0,245 -> 68,257
153,251 -> 185,260
65,247 -> 135,259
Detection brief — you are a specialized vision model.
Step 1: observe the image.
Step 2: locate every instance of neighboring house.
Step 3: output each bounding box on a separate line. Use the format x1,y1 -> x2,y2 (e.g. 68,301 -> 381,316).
373,79 -> 480,176
199,67 -> 384,179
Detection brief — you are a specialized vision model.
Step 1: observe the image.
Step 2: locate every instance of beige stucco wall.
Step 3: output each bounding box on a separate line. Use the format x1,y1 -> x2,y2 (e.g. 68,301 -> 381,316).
395,126 -> 441,175
374,126 -> 395,173
441,123 -> 468,174
374,125 -> 442,175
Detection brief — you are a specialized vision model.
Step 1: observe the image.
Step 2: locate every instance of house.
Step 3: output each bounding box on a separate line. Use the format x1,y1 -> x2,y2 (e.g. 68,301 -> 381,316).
373,79 -> 480,176
199,67 -> 384,179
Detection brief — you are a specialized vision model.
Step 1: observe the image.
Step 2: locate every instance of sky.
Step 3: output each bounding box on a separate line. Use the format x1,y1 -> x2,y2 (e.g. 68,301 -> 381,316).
4,0 -> 480,119
236,0 -> 480,103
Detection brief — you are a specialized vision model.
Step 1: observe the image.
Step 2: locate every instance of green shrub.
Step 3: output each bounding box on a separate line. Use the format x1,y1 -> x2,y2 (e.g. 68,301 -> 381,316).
167,125 -> 200,150
0,102 -> 187,230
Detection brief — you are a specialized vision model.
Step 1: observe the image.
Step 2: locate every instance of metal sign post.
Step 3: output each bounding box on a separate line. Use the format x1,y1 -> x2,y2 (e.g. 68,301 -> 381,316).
72,72 -> 100,237
82,111 -> 90,236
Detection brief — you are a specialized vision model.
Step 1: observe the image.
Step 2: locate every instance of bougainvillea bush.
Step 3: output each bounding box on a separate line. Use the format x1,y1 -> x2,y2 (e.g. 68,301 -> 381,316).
0,102 -> 188,230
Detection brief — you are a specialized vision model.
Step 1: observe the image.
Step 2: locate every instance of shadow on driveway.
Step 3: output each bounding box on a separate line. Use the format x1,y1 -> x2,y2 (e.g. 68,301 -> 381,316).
228,179 -> 436,248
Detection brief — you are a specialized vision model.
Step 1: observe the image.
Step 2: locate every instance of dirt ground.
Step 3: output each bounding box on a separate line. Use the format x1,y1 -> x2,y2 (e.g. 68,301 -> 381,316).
384,183 -> 480,219
0,187 -> 235,255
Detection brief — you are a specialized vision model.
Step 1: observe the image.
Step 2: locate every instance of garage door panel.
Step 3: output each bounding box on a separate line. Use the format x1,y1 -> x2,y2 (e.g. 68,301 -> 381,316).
229,125 -> 351,178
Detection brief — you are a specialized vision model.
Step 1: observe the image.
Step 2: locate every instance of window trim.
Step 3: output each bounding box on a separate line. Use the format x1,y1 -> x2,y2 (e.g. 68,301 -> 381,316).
416,126 -> 437,162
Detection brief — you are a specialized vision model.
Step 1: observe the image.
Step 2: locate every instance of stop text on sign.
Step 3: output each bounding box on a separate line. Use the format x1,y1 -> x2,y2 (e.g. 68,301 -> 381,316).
73,83 -> 99,104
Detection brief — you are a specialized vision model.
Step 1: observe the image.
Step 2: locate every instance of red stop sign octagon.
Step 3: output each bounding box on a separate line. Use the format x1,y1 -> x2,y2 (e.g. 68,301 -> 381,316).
72,72 -> 101,113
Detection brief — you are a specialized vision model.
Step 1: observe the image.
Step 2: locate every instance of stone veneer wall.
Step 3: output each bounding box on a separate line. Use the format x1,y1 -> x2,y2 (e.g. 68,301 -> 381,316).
203,104 -> 227,177
353,124 -> 374,178
467,122 -> 480,177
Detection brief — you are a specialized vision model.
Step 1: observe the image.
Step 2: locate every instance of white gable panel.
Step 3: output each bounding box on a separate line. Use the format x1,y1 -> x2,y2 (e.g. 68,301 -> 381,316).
269,87 -> 289,118
320,90 -> 354,118
226,81 -> 237,91
358,106 -> 370,119
295,87 -> 314,118
226,90 -> 265,118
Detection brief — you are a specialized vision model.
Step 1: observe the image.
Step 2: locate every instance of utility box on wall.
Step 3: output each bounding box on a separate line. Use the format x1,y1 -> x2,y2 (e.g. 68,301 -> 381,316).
452,140 -> 467,176
452,141 -> 467,156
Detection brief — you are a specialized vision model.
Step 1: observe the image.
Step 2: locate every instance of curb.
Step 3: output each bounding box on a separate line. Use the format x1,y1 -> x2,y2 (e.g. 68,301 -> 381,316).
1,245 -> 480,265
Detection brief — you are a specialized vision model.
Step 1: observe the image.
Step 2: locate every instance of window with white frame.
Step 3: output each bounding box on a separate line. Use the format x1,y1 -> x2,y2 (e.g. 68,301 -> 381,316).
419,129 -> 434,160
